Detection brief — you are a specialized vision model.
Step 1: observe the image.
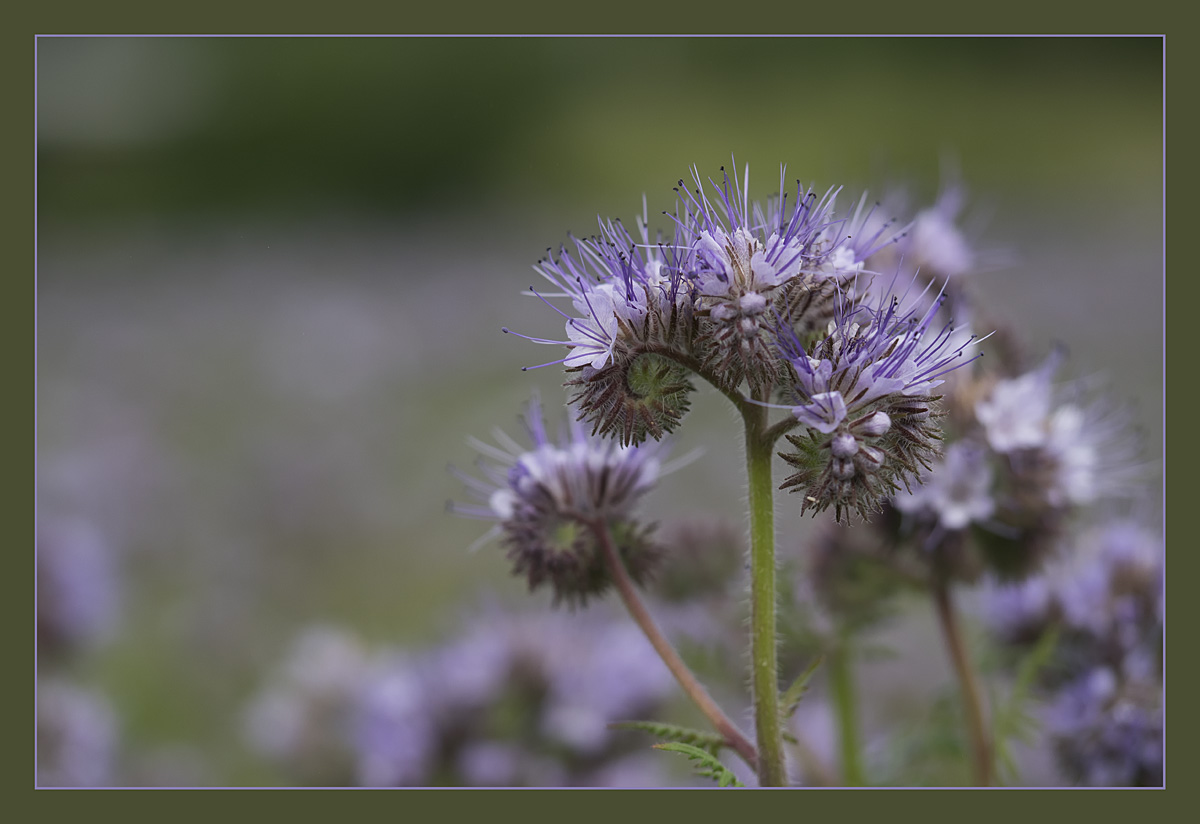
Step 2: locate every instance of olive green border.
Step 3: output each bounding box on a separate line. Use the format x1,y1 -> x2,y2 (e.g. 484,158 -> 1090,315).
12,1 -> 1184,820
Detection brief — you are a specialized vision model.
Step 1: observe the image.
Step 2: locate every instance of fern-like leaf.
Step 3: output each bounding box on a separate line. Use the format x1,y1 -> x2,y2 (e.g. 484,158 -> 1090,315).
609,720 -> 728,754
991,627 -> 1059,785
653,742 -> 745,787
780,654 -> 824,719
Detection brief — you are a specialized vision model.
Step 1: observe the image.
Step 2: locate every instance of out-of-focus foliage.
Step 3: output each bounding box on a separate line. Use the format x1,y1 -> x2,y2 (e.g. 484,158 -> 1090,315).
38,37 -> 1160,227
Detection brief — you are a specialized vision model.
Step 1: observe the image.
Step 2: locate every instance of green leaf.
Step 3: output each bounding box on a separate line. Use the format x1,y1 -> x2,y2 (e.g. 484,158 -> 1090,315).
780,654 -> 824,719
991,627 -> 1059,785
653,742 -> 745,787
609,720 -> 728,754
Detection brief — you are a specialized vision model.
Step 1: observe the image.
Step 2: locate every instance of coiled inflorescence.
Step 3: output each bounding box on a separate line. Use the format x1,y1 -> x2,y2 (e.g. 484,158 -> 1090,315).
776,286 -> 982,523
508,201 -> 697,446
451,396 -> 669,606
507,165 -> 904,445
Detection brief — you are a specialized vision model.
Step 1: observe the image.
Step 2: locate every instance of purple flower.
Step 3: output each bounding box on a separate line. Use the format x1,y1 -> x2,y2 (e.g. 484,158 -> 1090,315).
892,440 -> 995,531
353,654 -> 438,787
977,352 -> 1144,508
901,186 -> 976,280
672,165 -> 897,296
982,519 -> 1163,786
508,201 -> 692,371
509,164 -> 904,398
976,352 -> 1062,453
777,283 -> 983,522
669,165 -> 900,388
1047,665 -> 1162,786
451,395 -> 675,605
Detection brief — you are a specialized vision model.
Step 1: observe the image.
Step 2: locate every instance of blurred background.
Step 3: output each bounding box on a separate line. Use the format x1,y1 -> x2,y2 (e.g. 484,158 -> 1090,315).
36,36 -> 1162,786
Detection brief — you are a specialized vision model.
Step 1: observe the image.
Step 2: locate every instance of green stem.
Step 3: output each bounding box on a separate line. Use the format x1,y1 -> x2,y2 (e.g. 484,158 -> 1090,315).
828,640 -> 865,786
590,520 -> 759,770
933,578 -> 992,786
744,400 -> 787,787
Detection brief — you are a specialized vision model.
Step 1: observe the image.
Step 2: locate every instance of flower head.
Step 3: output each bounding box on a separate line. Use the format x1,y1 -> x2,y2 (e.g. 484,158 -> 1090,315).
777,283 -> 982,522
977,352 -> 1144,509
670,165 -> 899,390
507,200 -> 697,446
510,199 -> 694,371
892,440 -> 995,531
508,164 -> 905,413
451,395 -> 670,605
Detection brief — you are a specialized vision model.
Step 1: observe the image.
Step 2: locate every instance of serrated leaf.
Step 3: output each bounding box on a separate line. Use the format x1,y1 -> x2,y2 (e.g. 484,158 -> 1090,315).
991,627 -> 1059,785
609,720 -> 728,754
653,742 -> 745,787
780,654 -> 824,719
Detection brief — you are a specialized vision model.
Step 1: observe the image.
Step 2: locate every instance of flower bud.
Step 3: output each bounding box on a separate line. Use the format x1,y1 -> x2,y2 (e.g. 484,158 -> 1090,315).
778,287 -> 980,523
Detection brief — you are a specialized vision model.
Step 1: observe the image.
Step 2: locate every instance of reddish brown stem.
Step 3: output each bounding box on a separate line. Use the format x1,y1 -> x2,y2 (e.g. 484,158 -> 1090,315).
590,520 -> 759,772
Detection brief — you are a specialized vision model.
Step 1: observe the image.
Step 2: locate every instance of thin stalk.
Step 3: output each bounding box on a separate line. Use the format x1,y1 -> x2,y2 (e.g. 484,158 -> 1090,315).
828,641 -> 865,786
933,579 -> 992,786
744,399 -> 787,787
762,414 -> 801,447
590,520 -> 759,770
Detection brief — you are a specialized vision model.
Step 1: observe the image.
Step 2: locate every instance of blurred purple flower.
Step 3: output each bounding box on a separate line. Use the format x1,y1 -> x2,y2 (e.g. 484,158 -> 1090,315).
37,679 -> 118,787
37,517 -> 119,656
892,440 -> 995,531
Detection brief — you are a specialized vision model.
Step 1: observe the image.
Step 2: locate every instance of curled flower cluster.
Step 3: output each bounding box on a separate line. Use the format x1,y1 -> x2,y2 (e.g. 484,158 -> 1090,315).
507,200 -> 696,446
776,288 -> 981,522
509,166 -> 903,446
982,520 -> 1163,786
244,610 -> 682,787
451,395 -> 672,606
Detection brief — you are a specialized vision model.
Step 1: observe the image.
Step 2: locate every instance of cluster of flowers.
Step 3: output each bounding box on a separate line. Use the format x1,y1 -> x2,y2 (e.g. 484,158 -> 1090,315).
36,517 -> 121,787
244,608 -> 700,787
881,345 -> 1144,580
983,520 -> 1163,786
483,164 -> 985,604
456,163 -> 1160,786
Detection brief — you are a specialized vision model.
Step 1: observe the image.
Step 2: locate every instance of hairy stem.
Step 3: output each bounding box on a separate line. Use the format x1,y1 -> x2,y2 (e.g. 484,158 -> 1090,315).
828,640 -> 865,786
933,579 -> 992,786
762,414 -> 801,447
744,399 -> 787,787
590,520 -> 759,770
